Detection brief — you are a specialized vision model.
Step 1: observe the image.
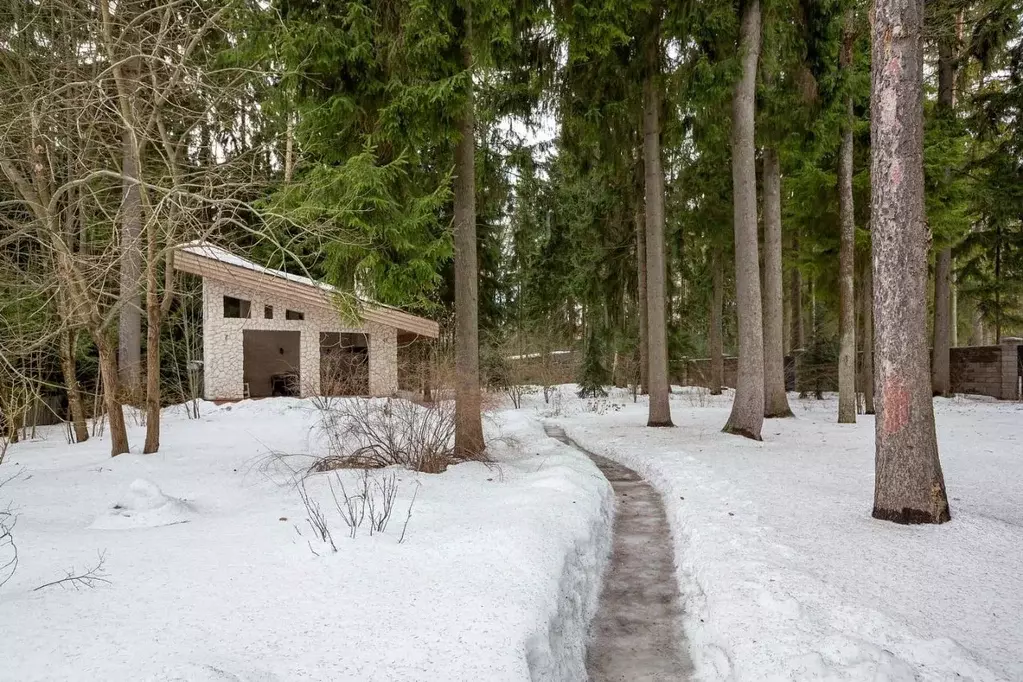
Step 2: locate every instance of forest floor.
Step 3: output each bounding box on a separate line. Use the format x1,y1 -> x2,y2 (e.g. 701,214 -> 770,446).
540,386 -> 1023,681
0,398 -> 613,681
2,389 -> 1020,682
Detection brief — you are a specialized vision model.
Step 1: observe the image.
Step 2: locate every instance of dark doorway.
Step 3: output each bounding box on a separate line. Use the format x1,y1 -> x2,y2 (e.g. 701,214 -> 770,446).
243,330 -> 301,398
320,332 -> 368,395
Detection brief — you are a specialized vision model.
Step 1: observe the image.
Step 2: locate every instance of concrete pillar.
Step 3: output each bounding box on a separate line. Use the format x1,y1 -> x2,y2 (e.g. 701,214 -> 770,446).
999,337 -> 1022,400
299,330 -> 320,397
368,323 -> 398,396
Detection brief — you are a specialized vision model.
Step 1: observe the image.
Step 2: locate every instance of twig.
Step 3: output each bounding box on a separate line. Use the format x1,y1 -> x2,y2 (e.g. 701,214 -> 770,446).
33,551 -> 111,591
398,484 -> 420,545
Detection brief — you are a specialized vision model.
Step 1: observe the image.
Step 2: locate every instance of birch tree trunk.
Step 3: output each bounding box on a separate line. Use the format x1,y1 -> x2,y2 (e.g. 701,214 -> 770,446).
723,0 -> 764,440
762,148 -> 792,417
643,10 -> 673,427
870,0 -> 950,524
452,5 -> 485,457
710,246 -> 724,395
636,206 -> 649,395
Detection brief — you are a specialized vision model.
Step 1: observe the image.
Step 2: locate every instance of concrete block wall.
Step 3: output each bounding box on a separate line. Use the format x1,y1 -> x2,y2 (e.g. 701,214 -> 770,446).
950,345 -> 1003,398
201,278 -> 399,400
999,338 -> 1022,400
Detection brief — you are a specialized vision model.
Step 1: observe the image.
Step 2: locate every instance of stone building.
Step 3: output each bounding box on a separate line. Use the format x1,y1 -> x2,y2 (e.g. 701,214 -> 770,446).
174,243 -> 439,401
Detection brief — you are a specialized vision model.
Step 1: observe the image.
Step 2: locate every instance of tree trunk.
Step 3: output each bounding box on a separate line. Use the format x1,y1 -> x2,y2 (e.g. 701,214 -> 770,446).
143,270 -> 161,454
710,245 -> 724,395
723,0 -> 764,440
58,328 -> 89,443
861,254 -> 875,414
452,5 -> 485,458
932,248 -> 952,395
837,10 -> 856,423
789,231 -> 803,391
931,36 -> 956,396
284,112 -> 296,184
762,148 -> 792,417
950,270 -> 958,346
870,0 -> 950,524
96,332 -> 130,456
970,305 -> 984,346
643,13 -> 673,427
143,244 -> 172,454
118,120 -> 143,395
635,205 -> 649,395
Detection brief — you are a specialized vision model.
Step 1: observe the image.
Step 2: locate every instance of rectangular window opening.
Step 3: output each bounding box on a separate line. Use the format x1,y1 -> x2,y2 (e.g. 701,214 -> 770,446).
223,296 -> 251,319
285,309 -> 305,321
264,305 -> 274,319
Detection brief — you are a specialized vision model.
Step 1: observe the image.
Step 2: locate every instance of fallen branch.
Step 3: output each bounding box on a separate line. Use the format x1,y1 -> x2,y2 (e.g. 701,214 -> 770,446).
33,551 -> 111,592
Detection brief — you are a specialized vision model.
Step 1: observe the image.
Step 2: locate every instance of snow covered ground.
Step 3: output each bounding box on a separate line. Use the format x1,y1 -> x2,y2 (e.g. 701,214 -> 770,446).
540,386 -> 1023,682
0,399 -> 612,681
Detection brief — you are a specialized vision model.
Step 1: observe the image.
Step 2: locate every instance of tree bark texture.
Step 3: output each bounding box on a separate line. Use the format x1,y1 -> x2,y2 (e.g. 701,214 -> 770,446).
932,248 -> 952,395
790,233 -> 804,353
950,271 -> 958,346
710,246 -> 724,395
143,260 -> 162,454
96,332 -> 130,456
931,36 -> 956,396
452,7 -> 485,458
636,206 -> 649,395
762,148 -> 792,417
860,254 -> 875,414
837,10 -> 857,423
724,0 -> 764,440
118,121 -> 143,394
58,328 -> 89,443
643,16 -> 673,428
870,0 -> 950,524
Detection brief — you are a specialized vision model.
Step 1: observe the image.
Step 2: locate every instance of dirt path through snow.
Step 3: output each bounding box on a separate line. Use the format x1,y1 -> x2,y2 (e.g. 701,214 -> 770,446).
544,424 -> 692,681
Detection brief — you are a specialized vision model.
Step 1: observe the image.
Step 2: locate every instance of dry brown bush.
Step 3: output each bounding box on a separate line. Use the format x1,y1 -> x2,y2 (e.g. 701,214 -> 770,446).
311,397 -> 485,474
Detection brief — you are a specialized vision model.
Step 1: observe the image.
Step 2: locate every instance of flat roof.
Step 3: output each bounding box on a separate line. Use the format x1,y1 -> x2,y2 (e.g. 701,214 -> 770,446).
174,242 -> 440,338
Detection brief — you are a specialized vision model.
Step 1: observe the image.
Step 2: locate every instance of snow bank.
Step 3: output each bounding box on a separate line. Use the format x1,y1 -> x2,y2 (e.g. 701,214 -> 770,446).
0,399 -> 612,681
90,479 -> 195,530
548,387 -> 1023,682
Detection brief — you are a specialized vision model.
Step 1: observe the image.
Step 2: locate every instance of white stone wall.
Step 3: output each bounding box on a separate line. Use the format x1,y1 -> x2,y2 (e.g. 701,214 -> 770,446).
367,322 -> 397,397
201,278 -> 399,400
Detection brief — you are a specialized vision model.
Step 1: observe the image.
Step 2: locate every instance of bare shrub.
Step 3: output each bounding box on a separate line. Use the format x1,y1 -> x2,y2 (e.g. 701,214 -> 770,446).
585,398 -> 623,415
298,478 -> 336,552
1,473 -> 17,588
682,386 -> 711,408
298,469 -> 414,547
328,473 -> 366,538
366,472 -> 399,534
312,397 -> 475,474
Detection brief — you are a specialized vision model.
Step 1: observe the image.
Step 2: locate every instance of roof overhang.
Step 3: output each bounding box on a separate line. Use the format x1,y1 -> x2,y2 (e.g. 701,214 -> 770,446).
173,244 -> 439,339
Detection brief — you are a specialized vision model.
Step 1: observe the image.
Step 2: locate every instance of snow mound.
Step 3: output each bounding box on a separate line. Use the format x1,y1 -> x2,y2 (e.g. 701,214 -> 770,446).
91,479 -> 194,530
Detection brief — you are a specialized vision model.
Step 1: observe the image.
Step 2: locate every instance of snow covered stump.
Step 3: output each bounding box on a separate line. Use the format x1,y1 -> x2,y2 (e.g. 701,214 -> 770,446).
543,424 -> 692,681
